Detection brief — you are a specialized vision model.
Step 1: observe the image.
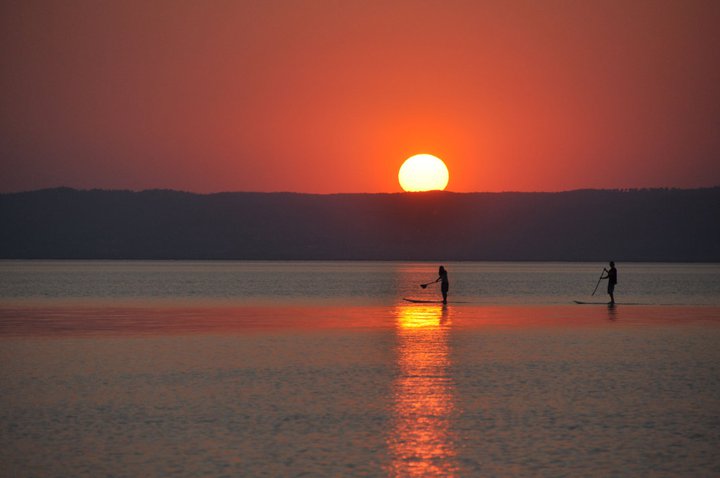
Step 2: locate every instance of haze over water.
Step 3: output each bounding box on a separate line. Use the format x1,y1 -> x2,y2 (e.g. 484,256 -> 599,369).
1,261 -> 719,476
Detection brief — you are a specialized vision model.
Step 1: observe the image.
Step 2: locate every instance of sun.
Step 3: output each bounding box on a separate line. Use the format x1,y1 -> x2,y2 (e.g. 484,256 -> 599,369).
398,154 -> 449,192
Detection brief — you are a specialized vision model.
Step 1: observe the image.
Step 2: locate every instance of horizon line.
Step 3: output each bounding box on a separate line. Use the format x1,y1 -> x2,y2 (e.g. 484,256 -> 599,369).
3,185 -> 720,196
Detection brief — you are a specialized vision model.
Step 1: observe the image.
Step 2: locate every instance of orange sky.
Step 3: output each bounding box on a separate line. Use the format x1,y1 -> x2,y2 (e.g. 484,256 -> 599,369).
1,1 -> 719,193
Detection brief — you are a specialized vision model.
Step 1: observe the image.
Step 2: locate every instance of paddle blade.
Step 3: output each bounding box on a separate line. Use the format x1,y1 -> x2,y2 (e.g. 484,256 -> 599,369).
420,284 -> 427,289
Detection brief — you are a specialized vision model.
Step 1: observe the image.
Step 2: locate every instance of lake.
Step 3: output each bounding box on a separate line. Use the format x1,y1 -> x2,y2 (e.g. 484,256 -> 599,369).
1,261 -> 719,476
2,260 -> 719,306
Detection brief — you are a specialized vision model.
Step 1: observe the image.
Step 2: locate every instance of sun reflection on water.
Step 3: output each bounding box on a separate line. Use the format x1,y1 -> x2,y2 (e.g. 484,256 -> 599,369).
388,304 -> 458,477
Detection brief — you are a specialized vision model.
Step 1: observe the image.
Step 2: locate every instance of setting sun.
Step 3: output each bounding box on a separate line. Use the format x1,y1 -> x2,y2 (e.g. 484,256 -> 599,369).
398,154 -> 449,192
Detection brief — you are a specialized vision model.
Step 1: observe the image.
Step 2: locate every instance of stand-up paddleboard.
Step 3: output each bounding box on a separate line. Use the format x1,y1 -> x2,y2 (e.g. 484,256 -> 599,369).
573,300 -> 644,305
404,298 -> 445,303
403,298 -> 469,304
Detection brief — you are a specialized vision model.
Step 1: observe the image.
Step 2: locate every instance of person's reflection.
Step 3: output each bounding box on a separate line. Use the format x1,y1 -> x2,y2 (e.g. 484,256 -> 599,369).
388,304 -> 458,477
440,303 -> 450,325
607,303 -> 618,321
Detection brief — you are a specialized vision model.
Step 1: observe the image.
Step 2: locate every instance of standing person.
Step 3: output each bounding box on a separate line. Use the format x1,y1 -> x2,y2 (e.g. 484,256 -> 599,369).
435,265 -> 449,304
600,261 -> 618,305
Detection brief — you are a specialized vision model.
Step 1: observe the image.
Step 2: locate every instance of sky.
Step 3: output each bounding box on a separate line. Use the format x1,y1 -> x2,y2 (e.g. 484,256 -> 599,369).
1,0 -> 719,194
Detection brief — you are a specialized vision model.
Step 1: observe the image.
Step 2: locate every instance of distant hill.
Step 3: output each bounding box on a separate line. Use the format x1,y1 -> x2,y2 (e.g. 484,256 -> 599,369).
1,187 -> 719,261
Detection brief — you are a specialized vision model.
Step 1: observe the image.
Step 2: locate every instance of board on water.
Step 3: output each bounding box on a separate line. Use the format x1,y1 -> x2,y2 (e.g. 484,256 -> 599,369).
573,300 -> 644,305
403,298 -> 469,304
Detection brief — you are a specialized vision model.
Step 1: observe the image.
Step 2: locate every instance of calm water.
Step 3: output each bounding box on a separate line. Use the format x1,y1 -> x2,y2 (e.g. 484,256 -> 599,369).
1,260 -> 719,305
1,261 -> 720,476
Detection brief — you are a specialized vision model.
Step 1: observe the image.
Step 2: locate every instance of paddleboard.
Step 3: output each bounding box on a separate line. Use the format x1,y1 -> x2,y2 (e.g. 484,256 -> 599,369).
403,298 -> 470,304
404,298 -> 445,303
573,300 -> 643,305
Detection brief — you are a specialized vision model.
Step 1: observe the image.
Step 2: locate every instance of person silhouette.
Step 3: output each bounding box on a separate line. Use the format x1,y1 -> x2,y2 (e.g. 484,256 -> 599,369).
600,261 -> 618,305
434,265 -> 449,304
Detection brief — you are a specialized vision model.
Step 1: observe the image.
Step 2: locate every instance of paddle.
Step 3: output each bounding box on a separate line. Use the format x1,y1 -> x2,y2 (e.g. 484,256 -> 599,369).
591,268 -> 606,296
420,281 -> 435,289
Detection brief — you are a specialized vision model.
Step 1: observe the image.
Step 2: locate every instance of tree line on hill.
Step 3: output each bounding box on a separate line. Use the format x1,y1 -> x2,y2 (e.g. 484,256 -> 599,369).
1,187 -> 718,261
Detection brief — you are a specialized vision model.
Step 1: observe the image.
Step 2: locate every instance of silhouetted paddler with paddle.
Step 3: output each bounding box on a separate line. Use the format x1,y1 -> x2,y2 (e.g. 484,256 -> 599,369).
599,261 -> 618,305
420,265 -> 449,304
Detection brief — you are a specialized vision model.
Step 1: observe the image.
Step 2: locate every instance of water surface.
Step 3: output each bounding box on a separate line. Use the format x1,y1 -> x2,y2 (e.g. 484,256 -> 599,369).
2,260 -> 719,306
1,261 -> 719,476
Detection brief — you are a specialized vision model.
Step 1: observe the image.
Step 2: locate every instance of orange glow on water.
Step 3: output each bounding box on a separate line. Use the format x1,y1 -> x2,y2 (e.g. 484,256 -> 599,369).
388,304 -> 458,476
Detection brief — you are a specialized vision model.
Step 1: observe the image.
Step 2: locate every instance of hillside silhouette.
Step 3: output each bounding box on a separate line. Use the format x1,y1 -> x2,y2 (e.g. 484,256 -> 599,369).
1,187 -> 718,261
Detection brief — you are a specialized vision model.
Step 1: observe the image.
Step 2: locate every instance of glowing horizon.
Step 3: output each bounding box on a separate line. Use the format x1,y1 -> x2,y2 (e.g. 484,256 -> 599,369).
1,2 -> 718,194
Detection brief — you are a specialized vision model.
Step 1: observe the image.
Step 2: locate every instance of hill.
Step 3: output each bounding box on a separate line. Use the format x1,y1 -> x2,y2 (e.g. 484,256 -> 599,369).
1,187 -> 718,261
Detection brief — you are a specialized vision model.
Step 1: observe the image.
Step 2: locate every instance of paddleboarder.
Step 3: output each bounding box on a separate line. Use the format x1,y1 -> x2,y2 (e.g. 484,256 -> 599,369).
418,265 -> 449,303
436,265 -> 449,304
599,261 -> 618,305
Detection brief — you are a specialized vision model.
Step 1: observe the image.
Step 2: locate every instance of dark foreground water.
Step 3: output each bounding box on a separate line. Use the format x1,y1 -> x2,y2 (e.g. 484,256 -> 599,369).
1,261 -> 719,477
